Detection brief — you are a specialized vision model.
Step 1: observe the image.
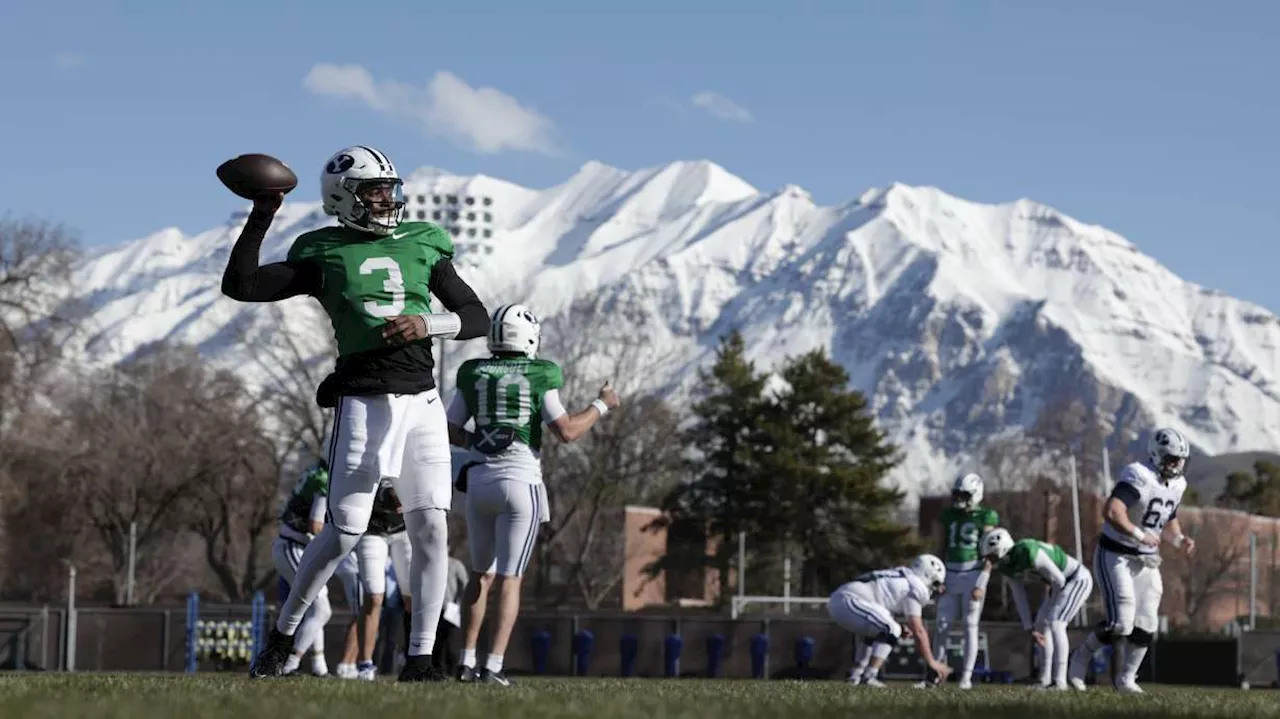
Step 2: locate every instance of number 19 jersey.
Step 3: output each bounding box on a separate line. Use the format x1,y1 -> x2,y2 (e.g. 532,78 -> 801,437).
454,356 -> 564,479
941,505 -> 1000,571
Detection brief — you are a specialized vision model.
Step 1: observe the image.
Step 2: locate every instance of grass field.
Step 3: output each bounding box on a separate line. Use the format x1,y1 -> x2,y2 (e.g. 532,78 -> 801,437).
0,675 -> 1275,719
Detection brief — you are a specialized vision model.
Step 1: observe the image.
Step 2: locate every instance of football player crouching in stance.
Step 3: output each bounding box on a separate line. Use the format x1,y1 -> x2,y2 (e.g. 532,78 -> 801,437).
978,528 -> 1094,690
446,304 -> 620,685
828,554 -> 953,688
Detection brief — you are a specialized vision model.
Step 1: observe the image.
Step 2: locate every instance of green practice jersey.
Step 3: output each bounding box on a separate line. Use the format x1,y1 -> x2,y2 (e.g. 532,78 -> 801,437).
998,538 -> 1069,583
287,221 -> 454,357
941,505 -> 1000,567
279,464 -> 329,540
455,356 -> 564,454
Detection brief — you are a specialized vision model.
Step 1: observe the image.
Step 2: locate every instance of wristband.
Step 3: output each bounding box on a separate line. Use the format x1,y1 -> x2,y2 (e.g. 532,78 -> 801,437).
1171,534 -> 1185,548
591,399 -> 610,417
1130,527 -> 1146,542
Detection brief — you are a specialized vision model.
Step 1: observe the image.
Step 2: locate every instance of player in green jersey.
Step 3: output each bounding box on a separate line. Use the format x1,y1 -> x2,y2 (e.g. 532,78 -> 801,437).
930,473 -> 999,689
445,303 -> 619,685
979,528 -> 1094,690
223,145 -> 489,682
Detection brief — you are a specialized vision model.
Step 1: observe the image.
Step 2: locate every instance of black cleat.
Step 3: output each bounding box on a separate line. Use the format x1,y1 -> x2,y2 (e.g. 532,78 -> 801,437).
397,654 -> 447,683
480,668 -> 512,686
249,629 -> 295,679
456,664 -> 478,682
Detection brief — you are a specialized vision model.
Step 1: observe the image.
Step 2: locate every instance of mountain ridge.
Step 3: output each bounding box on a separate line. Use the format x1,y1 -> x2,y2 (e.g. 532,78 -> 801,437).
58,158 -> 1280,498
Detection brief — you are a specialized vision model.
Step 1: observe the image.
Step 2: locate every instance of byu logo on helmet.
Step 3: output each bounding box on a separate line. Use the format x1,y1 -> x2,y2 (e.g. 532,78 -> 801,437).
326,154 -> 355,174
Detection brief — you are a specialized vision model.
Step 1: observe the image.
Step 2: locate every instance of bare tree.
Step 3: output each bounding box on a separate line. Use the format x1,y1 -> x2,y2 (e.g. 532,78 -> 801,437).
1164,508 -> 1254,629
531,294 -> 686,608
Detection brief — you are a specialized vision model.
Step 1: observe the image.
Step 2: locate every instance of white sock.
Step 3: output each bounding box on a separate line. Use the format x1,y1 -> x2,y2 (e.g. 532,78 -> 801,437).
1050,622 -> 1069,685
404,507 -> 449,657
1120,643 -> 1147,684
962,614 -> 980,675
1037,630 -> 1054,685
294,592 -> 331,656
283,653 -> 301,673
312,651 -> 329,676
275,526 -> 361,635
485,653 -> 504,673
461,648 -> 477,668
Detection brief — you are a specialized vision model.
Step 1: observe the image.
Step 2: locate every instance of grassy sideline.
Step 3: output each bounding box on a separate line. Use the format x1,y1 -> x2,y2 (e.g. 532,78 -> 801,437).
0,674 -> 1275,719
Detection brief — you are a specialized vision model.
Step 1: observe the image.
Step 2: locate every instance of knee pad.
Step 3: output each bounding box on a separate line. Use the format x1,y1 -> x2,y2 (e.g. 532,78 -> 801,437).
873,631 -> 900,648
1129,628 -> 1154,647
1092,621 -> 1116,645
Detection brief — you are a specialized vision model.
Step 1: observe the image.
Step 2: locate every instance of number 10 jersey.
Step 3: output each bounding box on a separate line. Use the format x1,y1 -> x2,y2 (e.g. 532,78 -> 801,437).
453,355 -> 565,479
1101,461 -> 1187,556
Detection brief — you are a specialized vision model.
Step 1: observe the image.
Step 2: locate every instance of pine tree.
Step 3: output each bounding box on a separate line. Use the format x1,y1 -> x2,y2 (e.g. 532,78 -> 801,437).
755,349 -> 917,595
658,331 -> 768,581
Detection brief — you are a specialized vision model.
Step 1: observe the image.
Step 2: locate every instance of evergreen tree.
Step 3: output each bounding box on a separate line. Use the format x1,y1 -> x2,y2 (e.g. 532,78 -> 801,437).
1218,460 -> 1280,516
658,331 -> 768,581
755,349 -> 917,595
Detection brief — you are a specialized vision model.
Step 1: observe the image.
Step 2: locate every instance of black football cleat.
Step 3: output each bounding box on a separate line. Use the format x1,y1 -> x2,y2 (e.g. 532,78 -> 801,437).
455,664 -> 477,682
248,629 -> 295,679
480,668 -> 513,686
397,654 -> 447,683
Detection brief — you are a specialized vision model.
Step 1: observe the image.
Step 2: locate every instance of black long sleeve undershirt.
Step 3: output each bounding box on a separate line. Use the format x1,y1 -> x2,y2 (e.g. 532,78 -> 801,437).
220,209 -> 321,301
426,258 -> 488,340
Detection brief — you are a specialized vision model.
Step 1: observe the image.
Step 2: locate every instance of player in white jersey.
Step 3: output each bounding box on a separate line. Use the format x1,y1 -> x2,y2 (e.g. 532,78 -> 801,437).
828,554 -> 954,687
1067,427 -> 1196,694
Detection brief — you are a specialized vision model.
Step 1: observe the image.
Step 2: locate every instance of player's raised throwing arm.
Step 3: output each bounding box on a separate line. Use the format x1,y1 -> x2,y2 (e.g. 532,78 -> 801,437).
220,193 -> 321,302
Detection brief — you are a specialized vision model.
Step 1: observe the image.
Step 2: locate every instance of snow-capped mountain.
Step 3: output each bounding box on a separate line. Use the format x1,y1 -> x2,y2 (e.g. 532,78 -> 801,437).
64,159 -> 1280,498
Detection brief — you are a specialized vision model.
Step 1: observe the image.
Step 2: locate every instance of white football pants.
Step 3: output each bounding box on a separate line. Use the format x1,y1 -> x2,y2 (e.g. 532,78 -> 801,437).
272,536 -> 331,656
275,391 -> 452,659
1094,545 -> 1162,636
357,530 -> 412,597
1033,569 -> 1093,686
465,467 -> 549,578
933,567 -> 986,677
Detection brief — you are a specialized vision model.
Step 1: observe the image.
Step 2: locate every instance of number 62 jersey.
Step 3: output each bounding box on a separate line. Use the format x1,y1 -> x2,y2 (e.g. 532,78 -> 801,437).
1101,461 -> 1187,556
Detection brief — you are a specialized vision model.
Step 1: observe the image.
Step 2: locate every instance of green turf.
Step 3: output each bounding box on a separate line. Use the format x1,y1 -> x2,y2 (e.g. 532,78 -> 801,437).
0,675 -> 1276,719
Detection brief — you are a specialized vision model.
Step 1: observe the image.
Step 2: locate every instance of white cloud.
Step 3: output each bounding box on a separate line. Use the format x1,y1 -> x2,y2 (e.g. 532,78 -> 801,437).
302,64 -> 559,156
690,91 -> 754,123
53,53 -> 85,69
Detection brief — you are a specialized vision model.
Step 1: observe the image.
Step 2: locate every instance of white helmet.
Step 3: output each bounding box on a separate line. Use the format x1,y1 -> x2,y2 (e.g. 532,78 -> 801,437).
488,303 -> 541,358
980,527 -> 1014,561
910,553 -> 947,594
1148,427 -> 1191,479
951,473 -> 984,509
320,146 -> 405,235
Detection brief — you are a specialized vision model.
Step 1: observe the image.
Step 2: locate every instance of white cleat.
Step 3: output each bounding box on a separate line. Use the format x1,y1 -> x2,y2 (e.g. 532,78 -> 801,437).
1051,682 -> 1069,691
1068,677 -> 1088,692
357,664 -> 377,682
958,678 -> 973,690
863,678 -> 887,688
846,674 -> 863,685
1114,680 -> 1144,694
335,662 -> 358,680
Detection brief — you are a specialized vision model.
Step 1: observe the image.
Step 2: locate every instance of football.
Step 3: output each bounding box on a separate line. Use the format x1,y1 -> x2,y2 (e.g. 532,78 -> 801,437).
216,153 -> 298,200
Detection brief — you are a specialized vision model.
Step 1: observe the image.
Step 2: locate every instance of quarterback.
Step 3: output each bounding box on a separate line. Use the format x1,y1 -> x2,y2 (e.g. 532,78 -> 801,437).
979,528 -> 1093,690
931,473 -> 999,689
829,554 -> 953,688
446,304 -> 619,685
223,145 -> 489,682
1068,427 -> 1195,693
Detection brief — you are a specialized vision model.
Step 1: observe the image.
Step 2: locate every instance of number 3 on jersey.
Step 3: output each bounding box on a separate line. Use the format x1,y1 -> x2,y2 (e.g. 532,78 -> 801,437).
360,256 -> 405,318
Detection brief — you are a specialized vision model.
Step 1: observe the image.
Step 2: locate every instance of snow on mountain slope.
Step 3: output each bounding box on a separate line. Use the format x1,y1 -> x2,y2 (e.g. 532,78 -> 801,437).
60,159 -> 1280,498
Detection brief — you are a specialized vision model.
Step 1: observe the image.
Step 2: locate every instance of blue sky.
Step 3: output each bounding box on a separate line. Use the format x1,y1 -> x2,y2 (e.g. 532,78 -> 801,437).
2,1 -> 1277,309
